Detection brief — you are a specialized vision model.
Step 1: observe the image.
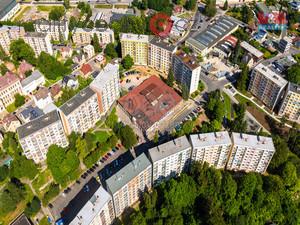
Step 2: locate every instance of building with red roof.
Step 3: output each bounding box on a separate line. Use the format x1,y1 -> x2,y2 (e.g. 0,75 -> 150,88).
80,63 -> 93,78
118,76 -> 182,136
0,72 -> 22,107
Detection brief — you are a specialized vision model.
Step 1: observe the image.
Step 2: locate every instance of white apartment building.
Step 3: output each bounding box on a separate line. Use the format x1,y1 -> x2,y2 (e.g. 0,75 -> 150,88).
189,132 -> 232,169
23,32 -> 53,56
70,186 -> 115,225
0,25 -> 25,54
278,82 -> 300,123
72,28 -> 114,45
248,63 -> 288,110
106,153 -> 152,217
120,33 -> 151,65
172,50 -> 201,94
17,110 -> 69,163
148,136 -> 192,185
34,19 -> 69,41
83,44 -> 95,59
90,63 -> 120,114
0,0 -> 20,21
0,72 -> 22,107
227,133 -> 275,173
59,87 -> 101,135
148,37 -> 177,73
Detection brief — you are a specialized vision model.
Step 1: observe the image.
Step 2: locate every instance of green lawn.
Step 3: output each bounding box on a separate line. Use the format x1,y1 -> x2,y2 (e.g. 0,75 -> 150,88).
222,92 -> 232,120
115,4 -> 129,9
37,6 -> 64,12
94,131 -> 111,144
94,4 -> 113,8
234,94 -> 253,106
13,6 -> 31,22
32,169 -> 53,198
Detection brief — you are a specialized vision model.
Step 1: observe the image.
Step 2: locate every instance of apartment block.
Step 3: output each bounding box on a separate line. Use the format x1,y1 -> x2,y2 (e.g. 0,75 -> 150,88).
0,72 -> 22,107
278,82 -> 300,123
120,33 -> 151,65
106,153 -> 152,217
148,136 -> 192,185
189,132 -> 232,169
172,50 -> 201,94
72,28 -> 114,45
23,32 -> 53,56
0,0 -> 20,21
227,133 -> 275,173
248,63 -> 288,110
17,110 -> 68,163
34,19 -> 69,41
0,25 -> 25,54
148,37 -> 177,73
59,87 -> 101,135
90,63 -> 120,114
70,185 -> 115,225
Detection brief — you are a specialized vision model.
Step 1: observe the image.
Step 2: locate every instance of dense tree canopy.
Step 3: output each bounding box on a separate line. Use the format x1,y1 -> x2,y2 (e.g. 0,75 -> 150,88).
104,43 -> 118,59
204,0 -> 217,17
10,155 -> 38,180
110,15 -> 147,37
121,54 -> 134,70
14,93 -> 25,107
10,39 -> 36,65
287,64 -> 300,85
119,125 -> 138,149
49,7 -> 65,21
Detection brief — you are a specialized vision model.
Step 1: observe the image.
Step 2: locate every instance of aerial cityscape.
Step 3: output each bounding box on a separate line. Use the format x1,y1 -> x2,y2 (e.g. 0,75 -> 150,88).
0,0 -> 299,224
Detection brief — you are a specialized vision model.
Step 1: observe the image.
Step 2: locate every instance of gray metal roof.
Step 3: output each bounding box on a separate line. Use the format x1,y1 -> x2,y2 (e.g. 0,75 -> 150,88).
149,37 -> 177,52
17,110 -> 61,139
0,0 -> 18,20
60,87 -> 96,116
148,136 -> 191,163
106,153 -> 151,194
188,16 -> 240,50
21,70 -> 43,87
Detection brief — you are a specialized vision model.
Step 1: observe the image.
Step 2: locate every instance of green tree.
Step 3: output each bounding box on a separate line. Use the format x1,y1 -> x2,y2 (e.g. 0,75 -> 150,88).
120,125 -> 137,149
0,166 -> 9,182
184,0 -> 197,10
42,183 -> 60,206
104,43 -> 118,58
69,16 -> 77,31
236,64 -> 248,93
0,63 -> 8,75
121,54 -> 134,70
14,93 -> 25,107
105,108 -> 118,128
269,136 -> 289,170
49,7 -> 65,21
10,39 -> 36,65
10,156 -> 38,180
223,0 -> 228,10
166,69 -> 175,87
87,20 -> 94,29
182,120 -> 194,134
63,0 -> 70,9
204,0 -> 217,17
110,15 -> 147,37
241,5 -> 253,24
24,196 -> 41,217
76,137 -> 89,159
182,84 -> 189,100
287,64 -> 300,85
153,131 -> 159,143
281,162 -> 297,187
92,33 -> 102,53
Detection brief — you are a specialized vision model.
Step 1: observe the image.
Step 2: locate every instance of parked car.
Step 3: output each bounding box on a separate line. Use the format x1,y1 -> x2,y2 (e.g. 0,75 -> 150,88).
76,180 -> 81,184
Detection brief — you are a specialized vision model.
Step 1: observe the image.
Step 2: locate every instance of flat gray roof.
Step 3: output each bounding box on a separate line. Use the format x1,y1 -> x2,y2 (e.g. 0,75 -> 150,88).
190,131 -> 231,148
21,70 -> 43,87
106,153 -> 151,194
60,87 -> 96,116
231,132 -> 275,151
288,82 -> 300,94
17,110 -> 61,139
148,136 -> 191,163
149,37 -> 177,52
0,0 -> 18,19
187,16 -> 240,50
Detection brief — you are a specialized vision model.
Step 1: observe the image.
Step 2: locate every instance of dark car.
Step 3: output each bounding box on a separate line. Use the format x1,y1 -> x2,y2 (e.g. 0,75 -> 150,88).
107,152 -> 112,156
76,180 -> 81,184
115,146 -> 119,150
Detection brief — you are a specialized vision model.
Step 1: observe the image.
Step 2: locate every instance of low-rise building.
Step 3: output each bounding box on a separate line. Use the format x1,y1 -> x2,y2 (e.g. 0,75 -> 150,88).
23,32 -> 53,56
240,41 -> 264,62
278,82 -> 300,123
106,153 -> 152,217
83,44 -> 95,59
21,70 -> 45,95
248,63 -> 288,110
0,25 -> 25,54
17,105 -> 44,123
0,72 -> 22,107
72,28 -> 114,46
33,87 -> 53,110
17,110 -> 68,163
227,133 -> 275,173
59,87 -> 101,135
120,33 -> 152,65
90,63 -> 120,114
148,37 -> 177,73
278,36 -> 292,53
118,76 -> 182,137
172,50 -> 201,94
34,19 -> 69,41
0,113 -> 21,132
80,63 -> 93,78
189,132 -> 232,169
0,0 -> 20,21
148,136 -> 192,185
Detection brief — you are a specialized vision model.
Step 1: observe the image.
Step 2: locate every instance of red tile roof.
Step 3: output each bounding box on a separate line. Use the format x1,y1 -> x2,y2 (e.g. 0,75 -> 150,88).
1,114 -> 19,126
0,72 -> 20,91
80,64 -> 93,75
224,35 -> 238,48
118,76 -> 182,131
